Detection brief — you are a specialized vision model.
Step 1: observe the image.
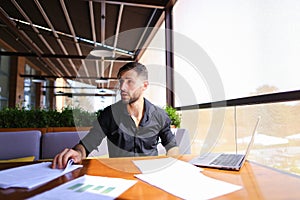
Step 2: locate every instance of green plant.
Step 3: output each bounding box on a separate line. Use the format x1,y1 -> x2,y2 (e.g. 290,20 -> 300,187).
164,105 -> 181,128
0,106 -> 97,128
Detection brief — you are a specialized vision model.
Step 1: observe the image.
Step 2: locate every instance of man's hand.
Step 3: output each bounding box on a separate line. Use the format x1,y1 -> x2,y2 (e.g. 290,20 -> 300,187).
51,144 -> 86,169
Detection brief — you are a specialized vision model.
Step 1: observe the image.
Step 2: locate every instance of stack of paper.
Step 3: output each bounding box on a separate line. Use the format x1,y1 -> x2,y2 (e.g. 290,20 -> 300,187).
0,160 -> 82,189
133,157 -> 242,200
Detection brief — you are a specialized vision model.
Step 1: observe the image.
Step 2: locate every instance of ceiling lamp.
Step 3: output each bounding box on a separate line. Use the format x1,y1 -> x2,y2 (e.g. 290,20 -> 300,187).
95,77 -> 109,84
32,76 -> 46,83
90,50 -> 113,57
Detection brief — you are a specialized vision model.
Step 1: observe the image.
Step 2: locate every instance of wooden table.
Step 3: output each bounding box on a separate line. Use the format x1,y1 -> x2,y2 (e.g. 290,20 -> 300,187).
0,155 -> 300,199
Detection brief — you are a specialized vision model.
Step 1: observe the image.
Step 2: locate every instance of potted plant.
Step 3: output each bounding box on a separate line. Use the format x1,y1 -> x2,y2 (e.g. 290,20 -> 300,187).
164,105 -> 181,128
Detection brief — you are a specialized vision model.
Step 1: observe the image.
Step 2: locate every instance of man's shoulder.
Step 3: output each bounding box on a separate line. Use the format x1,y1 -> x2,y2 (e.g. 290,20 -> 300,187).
99,101 -> 123,114
103,100 -> 123,109
144,99 -> 167,116
145,98 -> 160,110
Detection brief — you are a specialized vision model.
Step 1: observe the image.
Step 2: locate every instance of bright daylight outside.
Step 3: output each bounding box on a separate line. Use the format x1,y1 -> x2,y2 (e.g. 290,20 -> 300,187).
168,0 -> 300,176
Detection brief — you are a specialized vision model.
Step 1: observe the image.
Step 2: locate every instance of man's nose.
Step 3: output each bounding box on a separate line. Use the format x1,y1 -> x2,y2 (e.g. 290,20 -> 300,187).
119,81 -> 127,91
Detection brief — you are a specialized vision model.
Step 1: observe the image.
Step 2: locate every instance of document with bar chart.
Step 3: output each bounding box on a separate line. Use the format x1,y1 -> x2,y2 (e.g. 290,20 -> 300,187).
29,175 -> 137,200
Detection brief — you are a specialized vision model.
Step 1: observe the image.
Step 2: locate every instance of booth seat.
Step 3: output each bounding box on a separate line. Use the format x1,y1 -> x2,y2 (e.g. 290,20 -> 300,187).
41,131 -> 89,159
41,131 -> 109,159
0,128 -> 191,161
0,130 -> 41,161
42,128 -> 191,158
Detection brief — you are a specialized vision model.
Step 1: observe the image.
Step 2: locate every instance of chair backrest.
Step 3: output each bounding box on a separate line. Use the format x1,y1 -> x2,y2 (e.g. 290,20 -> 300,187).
175,128 -> 191,154
41,131 -> 88,159
157,128 -> 191,155
0,130 -> 41,160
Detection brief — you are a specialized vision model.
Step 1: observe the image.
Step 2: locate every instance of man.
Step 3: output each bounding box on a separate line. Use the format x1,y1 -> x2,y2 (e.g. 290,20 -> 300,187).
52,62 -> 179,169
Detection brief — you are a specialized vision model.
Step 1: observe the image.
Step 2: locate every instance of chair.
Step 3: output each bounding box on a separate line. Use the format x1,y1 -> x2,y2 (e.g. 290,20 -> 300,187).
0,130 -> 41,161
157,128 -> 191,155
41,131 -> 88,159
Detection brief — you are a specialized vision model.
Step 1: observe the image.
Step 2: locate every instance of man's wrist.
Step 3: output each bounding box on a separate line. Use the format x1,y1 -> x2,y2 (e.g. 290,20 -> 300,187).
73,144 -> 86,160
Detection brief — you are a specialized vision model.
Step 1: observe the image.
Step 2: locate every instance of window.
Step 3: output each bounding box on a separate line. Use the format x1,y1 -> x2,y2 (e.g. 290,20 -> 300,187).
24,64 -> 36,109
173,0 -> 300,106
0,48 -> 10,109
169,0 -> 300,176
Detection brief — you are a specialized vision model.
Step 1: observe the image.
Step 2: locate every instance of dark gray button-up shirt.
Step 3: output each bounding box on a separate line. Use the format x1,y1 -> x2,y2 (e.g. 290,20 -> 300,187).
80,98 -> 177,157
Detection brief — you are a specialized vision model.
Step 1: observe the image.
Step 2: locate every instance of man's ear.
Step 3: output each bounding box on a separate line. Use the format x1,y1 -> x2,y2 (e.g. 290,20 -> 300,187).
142,80 -> 149,91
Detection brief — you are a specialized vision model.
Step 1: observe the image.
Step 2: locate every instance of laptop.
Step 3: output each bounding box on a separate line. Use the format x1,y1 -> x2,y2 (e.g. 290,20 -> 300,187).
189,117 -> 261,171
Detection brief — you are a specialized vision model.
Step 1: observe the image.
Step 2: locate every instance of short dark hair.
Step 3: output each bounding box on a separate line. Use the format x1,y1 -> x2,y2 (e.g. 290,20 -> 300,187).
117,62 -> 148,80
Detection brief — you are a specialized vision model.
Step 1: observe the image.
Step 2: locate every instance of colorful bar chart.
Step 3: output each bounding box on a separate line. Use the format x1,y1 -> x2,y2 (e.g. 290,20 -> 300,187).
68,183 -> 116,194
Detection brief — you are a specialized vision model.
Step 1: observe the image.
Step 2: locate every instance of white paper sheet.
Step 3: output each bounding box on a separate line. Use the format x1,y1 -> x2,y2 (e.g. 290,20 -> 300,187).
0,161 -> 82,189
133,157 -> 203,174
134,157 -> 242,200
28,175 -> 137,200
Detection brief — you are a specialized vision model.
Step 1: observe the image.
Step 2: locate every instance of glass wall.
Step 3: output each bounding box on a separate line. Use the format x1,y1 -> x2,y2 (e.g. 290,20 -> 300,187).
181,101 -> 300,176
23,64 -> 36,109
41,80 -> 50,109
154,0 -> 300,177
0,48 -> 10,109
172,0 -> 300,106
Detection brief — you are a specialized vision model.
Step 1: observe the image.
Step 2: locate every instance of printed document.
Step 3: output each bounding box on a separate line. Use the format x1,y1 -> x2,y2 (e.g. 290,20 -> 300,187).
28,175 -> 137,200
0,160 -> 82,189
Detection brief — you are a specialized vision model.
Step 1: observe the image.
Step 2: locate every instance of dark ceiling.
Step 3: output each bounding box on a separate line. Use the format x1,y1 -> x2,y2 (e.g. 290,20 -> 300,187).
0,0 -> 176,87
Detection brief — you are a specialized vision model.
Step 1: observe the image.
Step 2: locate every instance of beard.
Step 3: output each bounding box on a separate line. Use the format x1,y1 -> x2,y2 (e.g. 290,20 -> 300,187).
121,90 -> 141,105
122,96 -> 139,105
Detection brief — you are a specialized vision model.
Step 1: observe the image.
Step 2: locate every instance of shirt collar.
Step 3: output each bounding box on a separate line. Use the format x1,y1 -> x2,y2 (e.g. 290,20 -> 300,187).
140,98 -> 154,126
116,98 -> 153,126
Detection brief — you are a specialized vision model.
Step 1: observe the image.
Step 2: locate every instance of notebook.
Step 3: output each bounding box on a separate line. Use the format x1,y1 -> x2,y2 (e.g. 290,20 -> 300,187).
189,117 -> 261,171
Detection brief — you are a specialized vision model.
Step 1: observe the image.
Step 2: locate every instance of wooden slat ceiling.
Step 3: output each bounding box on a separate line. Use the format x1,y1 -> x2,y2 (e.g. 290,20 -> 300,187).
0,0 -> 176,87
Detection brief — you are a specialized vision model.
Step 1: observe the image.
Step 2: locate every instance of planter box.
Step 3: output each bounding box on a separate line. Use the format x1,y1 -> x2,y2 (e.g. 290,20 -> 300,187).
0,128 -> 48,134
46,127 -> 91,134
0,127 -> 91,134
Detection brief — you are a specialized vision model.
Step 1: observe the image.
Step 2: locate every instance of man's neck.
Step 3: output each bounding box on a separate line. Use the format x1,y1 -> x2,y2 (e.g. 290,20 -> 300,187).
127,97 -> 144,116
127,97 -> 145,126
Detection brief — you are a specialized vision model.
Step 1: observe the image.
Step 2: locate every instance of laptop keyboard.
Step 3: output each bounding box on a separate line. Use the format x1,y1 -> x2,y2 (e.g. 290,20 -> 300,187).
210,154 -> 244,166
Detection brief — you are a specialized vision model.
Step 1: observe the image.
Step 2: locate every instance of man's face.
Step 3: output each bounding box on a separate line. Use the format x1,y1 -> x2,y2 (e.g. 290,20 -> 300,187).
118,69 -> 148,104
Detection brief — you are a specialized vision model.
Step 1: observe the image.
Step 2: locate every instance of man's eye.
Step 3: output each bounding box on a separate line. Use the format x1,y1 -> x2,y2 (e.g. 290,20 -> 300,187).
128,80 -> 136,85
